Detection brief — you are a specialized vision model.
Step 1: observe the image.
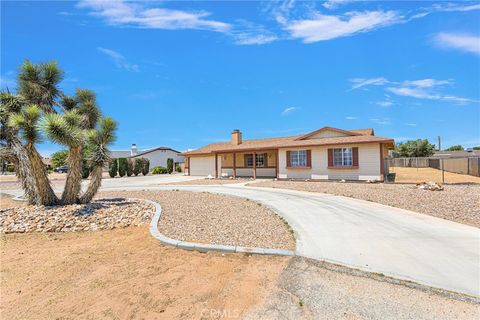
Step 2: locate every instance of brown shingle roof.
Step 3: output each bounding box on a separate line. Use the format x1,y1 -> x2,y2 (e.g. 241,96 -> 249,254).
182,127 -> 393,155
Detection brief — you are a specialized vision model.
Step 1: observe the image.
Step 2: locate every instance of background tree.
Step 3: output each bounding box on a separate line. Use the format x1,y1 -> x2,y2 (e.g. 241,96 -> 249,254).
126,159 -> 133,177
118,158 -> 127,177
109,159 -> 118,178
0,60 -> 117,205
133,158 -> 142,176
474,146 -> 480,150
142,158 -> 150,176
51,150 -> 69,168
445,145 -> 464,151
394,139 -> 435,158
167,158 -> 173,174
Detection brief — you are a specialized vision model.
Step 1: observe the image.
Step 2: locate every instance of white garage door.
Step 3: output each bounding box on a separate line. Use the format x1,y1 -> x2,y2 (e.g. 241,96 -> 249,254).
189,156 -> 215,176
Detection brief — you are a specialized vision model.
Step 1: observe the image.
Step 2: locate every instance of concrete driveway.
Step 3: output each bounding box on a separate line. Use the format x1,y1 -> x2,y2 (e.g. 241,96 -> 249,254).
4,177 -> 479,296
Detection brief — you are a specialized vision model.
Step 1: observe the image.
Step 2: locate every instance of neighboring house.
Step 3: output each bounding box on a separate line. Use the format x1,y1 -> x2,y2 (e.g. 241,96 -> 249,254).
130,146 -> 184,169
108,144 -> 184,169
181,127 -> 394,181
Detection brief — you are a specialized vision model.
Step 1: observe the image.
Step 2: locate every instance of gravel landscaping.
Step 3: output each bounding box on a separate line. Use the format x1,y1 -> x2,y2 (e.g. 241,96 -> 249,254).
250,180 -> 480,228
0,198 -> 155,234
101,190 -> 296,250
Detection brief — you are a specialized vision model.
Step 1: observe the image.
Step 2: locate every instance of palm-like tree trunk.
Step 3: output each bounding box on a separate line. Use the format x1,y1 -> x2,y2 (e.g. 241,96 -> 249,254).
24,143 -> 58,205
61,146 -> 83,204
78,164 -> 102,204
10,140 -> 38,204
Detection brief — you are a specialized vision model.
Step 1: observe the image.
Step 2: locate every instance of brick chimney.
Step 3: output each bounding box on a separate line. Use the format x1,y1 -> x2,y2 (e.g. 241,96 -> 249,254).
131,143 -> 138,156
231,129 -> 242,145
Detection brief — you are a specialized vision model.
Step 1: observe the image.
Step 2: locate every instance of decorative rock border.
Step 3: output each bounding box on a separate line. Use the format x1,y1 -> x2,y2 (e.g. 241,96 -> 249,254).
145,198 -> 295,256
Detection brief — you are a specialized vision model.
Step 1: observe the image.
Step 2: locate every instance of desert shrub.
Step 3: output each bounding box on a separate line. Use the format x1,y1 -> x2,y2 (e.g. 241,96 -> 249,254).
51,150 -> 69,168
167,158 -> 174,174
7,165 -> 15,172
142,158 -> 150,176
175,164 -> 182,173
133,158 -> 142,176
118,158 -> 127,177
109,159 -> 118,178
127,159 -> 133,176
151,166 -> 168,174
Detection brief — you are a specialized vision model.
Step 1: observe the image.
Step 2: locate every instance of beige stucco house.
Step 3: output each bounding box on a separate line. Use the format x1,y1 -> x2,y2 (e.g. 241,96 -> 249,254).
181,127 -> 394,181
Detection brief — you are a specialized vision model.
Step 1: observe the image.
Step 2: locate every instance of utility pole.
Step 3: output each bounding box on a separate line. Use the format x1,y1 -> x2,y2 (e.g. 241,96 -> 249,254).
437,136 -> 441,151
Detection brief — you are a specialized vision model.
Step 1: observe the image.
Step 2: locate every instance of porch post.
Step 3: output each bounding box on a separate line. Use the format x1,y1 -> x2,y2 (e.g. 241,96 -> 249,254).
187,157 -> 190,176
275,149 -> 279,178
214,153 -> 218,178
233,152 -> 236,178
253,151 -> 257,179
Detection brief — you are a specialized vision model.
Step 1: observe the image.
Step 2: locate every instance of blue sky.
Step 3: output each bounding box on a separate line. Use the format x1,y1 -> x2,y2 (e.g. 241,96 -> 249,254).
1,0 -> 479,155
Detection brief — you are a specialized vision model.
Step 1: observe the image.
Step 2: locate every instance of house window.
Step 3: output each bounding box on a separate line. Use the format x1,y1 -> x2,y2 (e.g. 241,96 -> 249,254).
290,150 -> 307,167
333,148 -> 353,166
245,154 -> 266,167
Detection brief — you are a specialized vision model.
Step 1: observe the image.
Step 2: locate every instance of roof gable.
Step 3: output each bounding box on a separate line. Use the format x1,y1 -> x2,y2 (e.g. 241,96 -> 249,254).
295,127 -> 362,140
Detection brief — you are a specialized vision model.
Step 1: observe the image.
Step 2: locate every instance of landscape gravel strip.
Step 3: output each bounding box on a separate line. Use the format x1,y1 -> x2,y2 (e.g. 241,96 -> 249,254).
148,198 -> 294,255
0,198 -> 155,234
101,190 -> 296,251
250,181 -> 480,228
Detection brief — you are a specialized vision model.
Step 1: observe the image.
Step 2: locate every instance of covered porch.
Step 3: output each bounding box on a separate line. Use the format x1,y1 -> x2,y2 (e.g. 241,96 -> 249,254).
215,150 -> 278,178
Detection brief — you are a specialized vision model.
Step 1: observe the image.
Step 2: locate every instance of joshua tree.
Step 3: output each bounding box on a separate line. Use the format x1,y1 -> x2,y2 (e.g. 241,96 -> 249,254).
0,60 -> 116,205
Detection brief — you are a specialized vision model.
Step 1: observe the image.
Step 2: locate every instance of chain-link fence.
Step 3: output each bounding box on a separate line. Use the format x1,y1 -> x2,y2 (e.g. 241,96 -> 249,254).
385,157 -> 480,184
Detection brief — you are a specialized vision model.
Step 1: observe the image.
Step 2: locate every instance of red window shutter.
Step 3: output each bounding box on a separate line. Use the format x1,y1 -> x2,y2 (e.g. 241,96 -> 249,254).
328,149 -> 333,167
286,151 -> 291,167
306,150 -> 312,167
353,147 -> 359,166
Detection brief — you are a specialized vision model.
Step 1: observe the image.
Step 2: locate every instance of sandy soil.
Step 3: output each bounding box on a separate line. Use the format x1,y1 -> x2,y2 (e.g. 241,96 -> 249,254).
0,193 -> 26,209
250,180 -> 480,228
390,167 -> 480,184
0,226 -> 289,320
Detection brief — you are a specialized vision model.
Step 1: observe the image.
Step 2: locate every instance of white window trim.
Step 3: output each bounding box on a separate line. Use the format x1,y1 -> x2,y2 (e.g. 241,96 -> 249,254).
289,150 -> 308,167
332,148 -> 353,167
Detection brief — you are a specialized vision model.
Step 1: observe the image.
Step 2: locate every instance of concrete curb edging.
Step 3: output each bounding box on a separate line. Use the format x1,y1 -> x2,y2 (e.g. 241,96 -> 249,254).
145,198 -> 295,257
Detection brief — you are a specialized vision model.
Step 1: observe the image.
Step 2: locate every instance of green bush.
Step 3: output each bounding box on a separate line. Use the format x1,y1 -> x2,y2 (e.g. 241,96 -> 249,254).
118,158 -> 127,177
109,159 -> 118,178
175,164 -> 182,173
51,150 -> 69,168
151,166 -> 168,174
133,158 -> 142,176
142,158 -> 150,176
7,165 -> 15,172
127,159 -> 133,177
167,158 -> 174,174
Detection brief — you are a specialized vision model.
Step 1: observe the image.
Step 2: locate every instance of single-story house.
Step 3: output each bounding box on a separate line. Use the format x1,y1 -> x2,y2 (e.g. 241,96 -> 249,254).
109,144 -> 184,169
181,127 -> 394,181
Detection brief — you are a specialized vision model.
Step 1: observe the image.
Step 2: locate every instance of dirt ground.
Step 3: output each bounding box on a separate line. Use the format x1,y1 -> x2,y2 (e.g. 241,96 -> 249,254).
389,167 -> 480,184
0,226 -> 288,320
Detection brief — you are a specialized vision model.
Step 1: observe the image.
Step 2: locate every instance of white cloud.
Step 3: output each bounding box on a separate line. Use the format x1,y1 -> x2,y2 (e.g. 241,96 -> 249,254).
322,0 -> 353,10
432,3 -> 480,12
405,123 -> 417,127
281,106 -> 298,116
231,20 -> 278,45
97,47 -> 139,72
345,116 -> 357,120
351,76 -> 475,105
283,10 -> 401,43
375,100 -> 393,107
350,77 -> 390,90
433,32 -> 480,55
78,0 -> 231,32
369,118 -> 391,125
